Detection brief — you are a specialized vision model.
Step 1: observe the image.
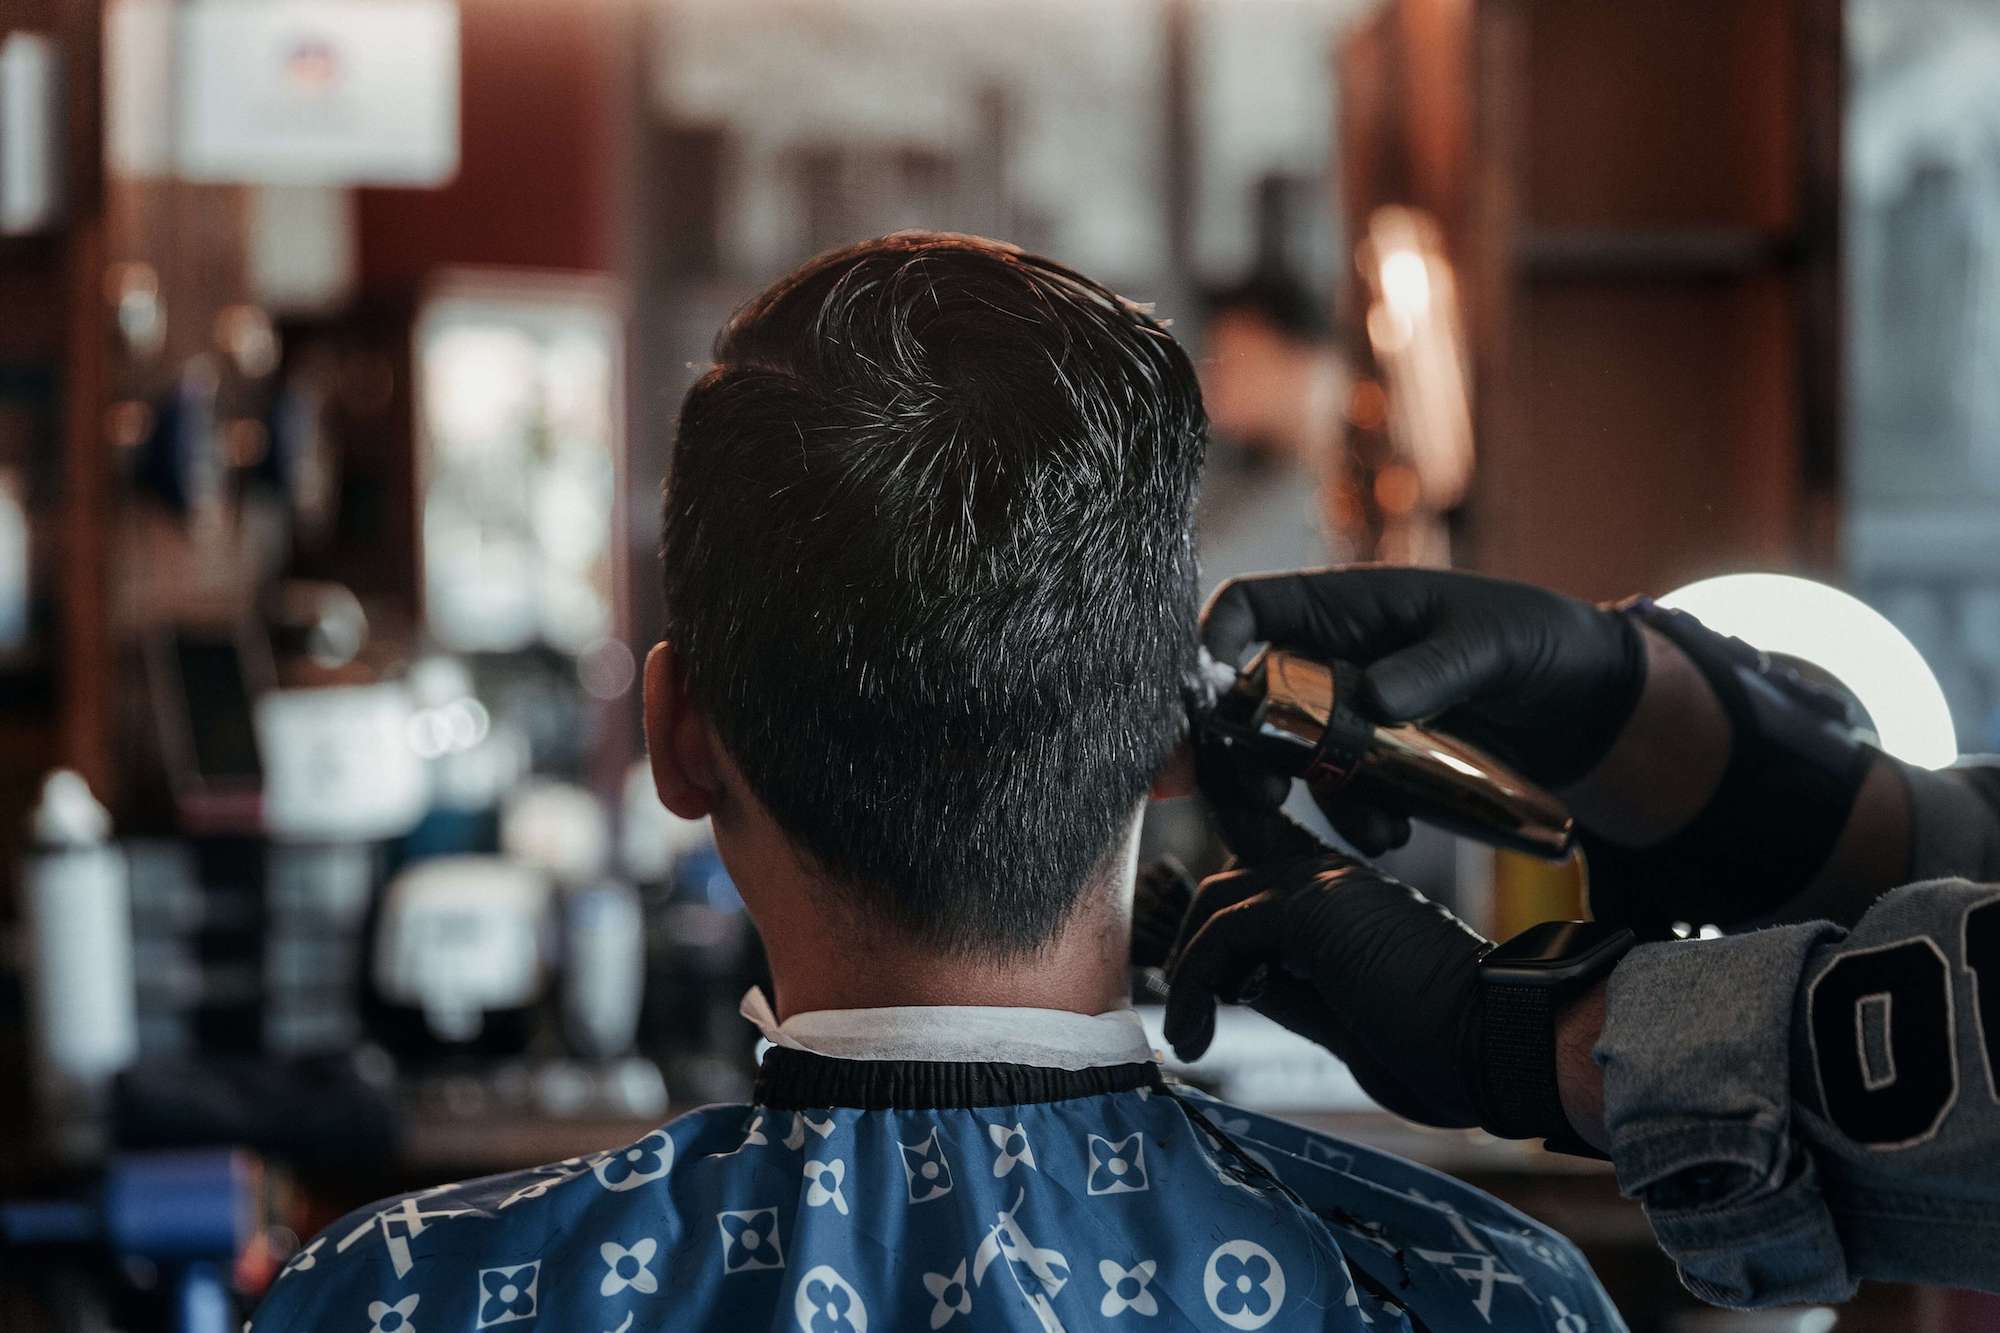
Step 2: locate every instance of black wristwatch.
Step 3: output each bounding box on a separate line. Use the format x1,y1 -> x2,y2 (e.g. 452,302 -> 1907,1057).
1477,920 -> 1635,1154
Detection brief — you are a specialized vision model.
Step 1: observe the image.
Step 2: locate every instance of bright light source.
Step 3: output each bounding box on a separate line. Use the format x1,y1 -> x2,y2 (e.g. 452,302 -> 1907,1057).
1659,574 -> 1957,769
1379,248 -> 1431,319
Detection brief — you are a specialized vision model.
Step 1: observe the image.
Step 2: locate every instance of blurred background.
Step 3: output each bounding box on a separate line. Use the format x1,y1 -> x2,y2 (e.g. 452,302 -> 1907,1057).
0,0 -> 1997,1328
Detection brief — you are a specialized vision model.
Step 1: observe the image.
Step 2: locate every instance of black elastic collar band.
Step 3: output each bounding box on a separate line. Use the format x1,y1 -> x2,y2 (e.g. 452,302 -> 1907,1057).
755,1046 -> 1164,1110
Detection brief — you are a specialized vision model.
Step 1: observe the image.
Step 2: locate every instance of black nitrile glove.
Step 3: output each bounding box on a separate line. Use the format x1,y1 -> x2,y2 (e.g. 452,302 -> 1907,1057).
1163,852 -> 1493,1130
1200,566 -> 1646,853
1161,747 -> 1488,1128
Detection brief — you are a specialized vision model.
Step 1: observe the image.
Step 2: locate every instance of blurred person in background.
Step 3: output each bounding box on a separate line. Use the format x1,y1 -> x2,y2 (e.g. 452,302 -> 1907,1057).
249,234 -> 1623,1332
1195,272 -> 1355,595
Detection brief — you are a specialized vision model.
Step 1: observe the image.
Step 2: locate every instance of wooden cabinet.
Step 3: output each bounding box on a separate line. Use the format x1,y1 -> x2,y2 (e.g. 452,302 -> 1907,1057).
1339,0 -> 1843,601
0,0 -> 110,818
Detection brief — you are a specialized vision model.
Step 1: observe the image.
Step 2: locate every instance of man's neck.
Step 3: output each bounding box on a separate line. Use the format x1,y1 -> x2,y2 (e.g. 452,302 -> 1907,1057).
709,786 -> 1140,1021
761,885 -> 1132,1019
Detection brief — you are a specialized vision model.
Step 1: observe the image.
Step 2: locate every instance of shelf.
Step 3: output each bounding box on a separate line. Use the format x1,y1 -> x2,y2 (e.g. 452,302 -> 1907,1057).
1517,227 -> 1800,283
398,1115 -> 662,1175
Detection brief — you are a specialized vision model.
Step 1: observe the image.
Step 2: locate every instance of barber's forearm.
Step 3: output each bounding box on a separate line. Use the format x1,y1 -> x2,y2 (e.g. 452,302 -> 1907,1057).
1554,981 -> 1610,1152
1559,626 -> 1729,846
1563,623 -> 1912,909
1776,753 -> 1911,923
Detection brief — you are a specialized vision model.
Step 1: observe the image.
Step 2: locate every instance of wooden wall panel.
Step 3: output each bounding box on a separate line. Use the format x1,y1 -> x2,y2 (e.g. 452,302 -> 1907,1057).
355,0 -> 625,295
1,0 -> 110,796
1487,278 -> 1799,600
1523,0 -> 1799,231
1340,0 -> 1840,602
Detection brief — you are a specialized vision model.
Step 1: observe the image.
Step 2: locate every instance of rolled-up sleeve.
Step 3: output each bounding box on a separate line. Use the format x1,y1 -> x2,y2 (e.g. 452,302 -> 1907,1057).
1599,878 -> 2000,1306
1595,923 -> 1853,1307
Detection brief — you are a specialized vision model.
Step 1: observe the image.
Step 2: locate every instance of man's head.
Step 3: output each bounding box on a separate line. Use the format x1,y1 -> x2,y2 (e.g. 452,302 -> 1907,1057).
648,233 -> 1204,958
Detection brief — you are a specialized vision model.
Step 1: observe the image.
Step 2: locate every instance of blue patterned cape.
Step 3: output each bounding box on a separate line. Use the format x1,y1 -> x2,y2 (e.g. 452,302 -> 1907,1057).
252,1058 -> 1623,1332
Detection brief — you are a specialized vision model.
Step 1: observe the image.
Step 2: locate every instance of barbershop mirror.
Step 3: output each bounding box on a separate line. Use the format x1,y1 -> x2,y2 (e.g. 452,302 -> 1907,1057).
416,273 -> 624,658
415,273 -> 629,776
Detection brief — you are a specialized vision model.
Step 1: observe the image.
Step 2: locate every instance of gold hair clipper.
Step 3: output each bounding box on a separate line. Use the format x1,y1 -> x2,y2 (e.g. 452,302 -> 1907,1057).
1200,646 -> 1575,859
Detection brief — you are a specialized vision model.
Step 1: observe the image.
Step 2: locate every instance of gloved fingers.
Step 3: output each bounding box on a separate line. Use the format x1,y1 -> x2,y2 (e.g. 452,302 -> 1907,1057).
1341,1040 -> 1479,1126
1316,795 -> 1412,856
1257,981 -> 1445,1124
1166,863 -> 1275,968
1199,567 -> 1408,669
1203,565 -> 1475,670
1347,1018 -> 1483,1129
1356,630 -> 1511,723
1210,956 -> 1448,1125
1273,891 -> 1487,1129
1193,726 -> 1292,812
1241,968 -> 1344,1044
1163,888 -> 1288,1062
1209,796 -> 1327,867
1200,572 -> 1318,669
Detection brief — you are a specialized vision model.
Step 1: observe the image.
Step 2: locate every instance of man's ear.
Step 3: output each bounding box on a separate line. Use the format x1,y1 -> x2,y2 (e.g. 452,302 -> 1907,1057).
1150,739 -> 1196,800
643,641 -> 721,819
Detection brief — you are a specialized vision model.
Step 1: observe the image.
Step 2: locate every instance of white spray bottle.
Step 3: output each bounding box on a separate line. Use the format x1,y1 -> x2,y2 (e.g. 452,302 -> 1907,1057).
23,769 -> 137,1160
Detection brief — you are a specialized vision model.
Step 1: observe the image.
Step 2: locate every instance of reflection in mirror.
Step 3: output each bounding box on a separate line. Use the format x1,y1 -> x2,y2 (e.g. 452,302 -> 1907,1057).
415,274 -> 623,659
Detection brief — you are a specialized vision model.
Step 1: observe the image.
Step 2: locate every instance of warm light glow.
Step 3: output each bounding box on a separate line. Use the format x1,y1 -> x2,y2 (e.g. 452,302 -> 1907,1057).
1346,379 -> 1388,431
1660,574 -> 1957,769
1357,206 -> 1474,509
1365,301 -> 1410,353
1372,462 -> 1421,516
1379,248 -> 1431,319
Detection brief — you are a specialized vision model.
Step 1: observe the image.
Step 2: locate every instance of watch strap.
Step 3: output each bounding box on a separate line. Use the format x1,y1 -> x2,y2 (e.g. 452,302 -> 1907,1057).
1478,921 -> 1630,1158
1478,977 -> 1568,1142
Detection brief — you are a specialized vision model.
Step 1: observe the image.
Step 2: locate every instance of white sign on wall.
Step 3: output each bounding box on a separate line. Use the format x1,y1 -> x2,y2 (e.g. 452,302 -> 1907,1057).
1,33 -> 63,234
174,0 -> 459,187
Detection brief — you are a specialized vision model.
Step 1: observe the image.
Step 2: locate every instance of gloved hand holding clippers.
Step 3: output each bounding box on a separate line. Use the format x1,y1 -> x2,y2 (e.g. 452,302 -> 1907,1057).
1155,566 -> 2000,1299
1155,564 -> 1901,1151
1198,565 -> 1894,937
1158,736 -> 1620,1151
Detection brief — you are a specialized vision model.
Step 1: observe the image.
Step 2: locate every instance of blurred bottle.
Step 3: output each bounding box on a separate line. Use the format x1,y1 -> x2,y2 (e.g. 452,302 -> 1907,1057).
368,855 -> 550,1060
22,770 -> 138,1161
561,881 -> 645,1061
393,657 -> 524,868
0,468 -> 26,653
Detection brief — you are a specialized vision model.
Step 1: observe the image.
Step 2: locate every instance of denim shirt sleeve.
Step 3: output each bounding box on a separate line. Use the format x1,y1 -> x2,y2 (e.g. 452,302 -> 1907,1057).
1596,879 -> 2000,1307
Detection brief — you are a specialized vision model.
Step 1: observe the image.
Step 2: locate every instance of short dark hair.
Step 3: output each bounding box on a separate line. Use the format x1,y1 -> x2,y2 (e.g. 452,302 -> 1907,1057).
662,233 -> 1205,955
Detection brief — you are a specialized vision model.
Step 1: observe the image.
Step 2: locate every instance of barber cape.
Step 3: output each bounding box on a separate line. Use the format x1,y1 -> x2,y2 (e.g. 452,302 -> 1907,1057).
251,993 -> 1624,1332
